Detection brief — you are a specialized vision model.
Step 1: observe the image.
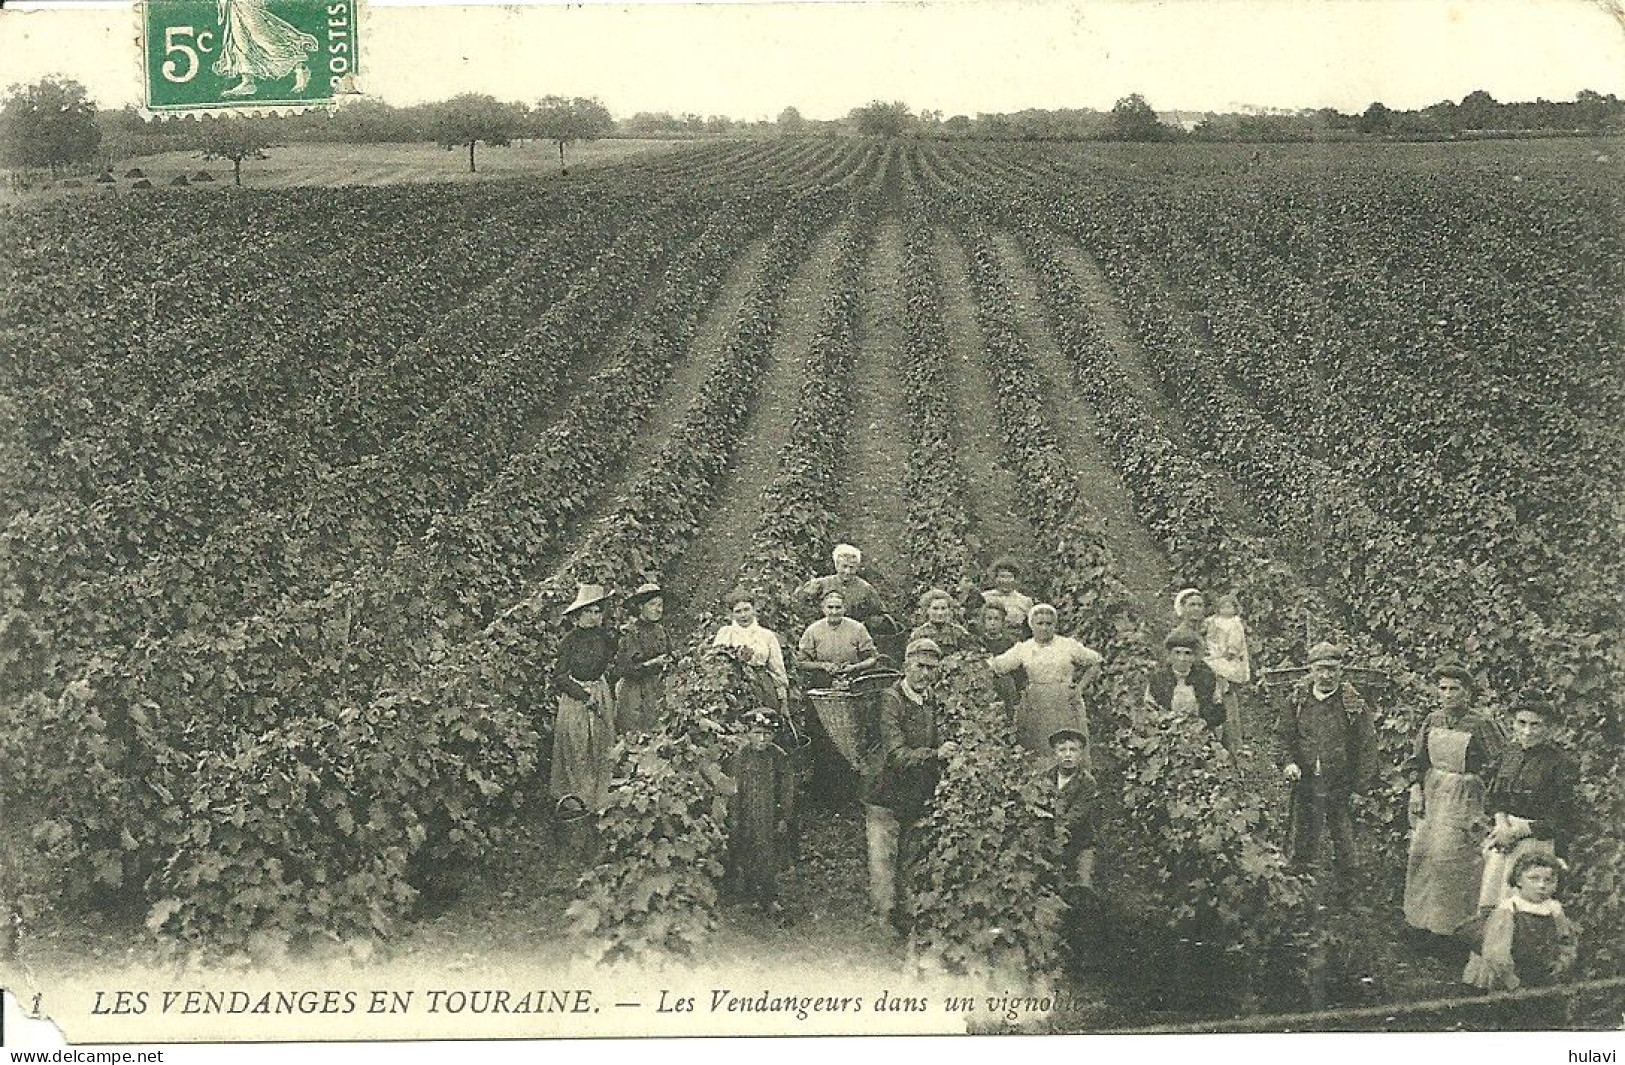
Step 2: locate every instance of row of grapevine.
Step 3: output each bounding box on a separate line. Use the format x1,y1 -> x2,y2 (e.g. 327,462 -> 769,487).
885,166 -> 1069,986
1161,195 -> 1621,601
0,148 -> 877,953
5,140 -> 829,507
568,174 -> 886,962
892,175 -> 976,600
939,144 -> 1622,975
923,145 -> 1429,889
1029,164 -> 1616,733
8,147 -> 878,698
6,192 -> 724,688
913,148 -> 1308,991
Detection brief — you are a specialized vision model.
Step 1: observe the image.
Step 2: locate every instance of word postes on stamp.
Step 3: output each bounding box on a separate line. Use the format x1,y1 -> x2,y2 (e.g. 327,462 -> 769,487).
142,0 -> 359,113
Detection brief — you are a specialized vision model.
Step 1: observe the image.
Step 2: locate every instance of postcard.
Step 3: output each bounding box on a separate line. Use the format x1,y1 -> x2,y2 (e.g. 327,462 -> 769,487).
0,0 -> 1621,1056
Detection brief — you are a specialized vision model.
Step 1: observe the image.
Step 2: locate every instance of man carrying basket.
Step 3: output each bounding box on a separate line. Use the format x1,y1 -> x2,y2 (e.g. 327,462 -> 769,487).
862,637 -> 948,936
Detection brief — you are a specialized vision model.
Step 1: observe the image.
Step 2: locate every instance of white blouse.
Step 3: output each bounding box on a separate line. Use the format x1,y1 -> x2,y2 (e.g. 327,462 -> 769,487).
989,635 -> 1103,686
712,622 -> 788,689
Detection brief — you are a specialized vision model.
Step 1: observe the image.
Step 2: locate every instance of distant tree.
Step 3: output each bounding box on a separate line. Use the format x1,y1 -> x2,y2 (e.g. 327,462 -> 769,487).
1572,88 -> 1620,132
198,119 -> 274,186
1457,89 -> 1500,130
621,111 -> 683,136
1456,89 -> 1501,129
330,99 -> 424,143
95,103 -> 152,166
1102,93 -> 1168,141
430,93 -> 523,173
532,95 -> 613,172
777,106 -> 805,134
1421,99 -> 1459,134
849,100 -> 912,138
942,114 -> 972,138
1359,101 -> 1392,134
0,76 -> 101,175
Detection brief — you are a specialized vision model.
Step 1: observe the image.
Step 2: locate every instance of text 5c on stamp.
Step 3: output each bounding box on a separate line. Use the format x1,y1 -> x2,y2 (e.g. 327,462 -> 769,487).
142,0 -> 359,113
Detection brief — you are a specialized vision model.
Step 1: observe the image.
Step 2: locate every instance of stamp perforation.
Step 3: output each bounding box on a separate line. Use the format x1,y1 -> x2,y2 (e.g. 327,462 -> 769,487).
135,0 -> 365,120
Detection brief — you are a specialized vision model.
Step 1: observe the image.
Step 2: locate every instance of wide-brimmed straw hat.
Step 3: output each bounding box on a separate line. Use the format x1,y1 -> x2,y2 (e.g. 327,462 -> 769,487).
561,583 -> 614,617
625,582 -> 664,609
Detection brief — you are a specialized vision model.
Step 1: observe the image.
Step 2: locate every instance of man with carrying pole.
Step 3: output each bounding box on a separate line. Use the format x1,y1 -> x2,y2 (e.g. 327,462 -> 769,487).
1270,642 -> 1382,903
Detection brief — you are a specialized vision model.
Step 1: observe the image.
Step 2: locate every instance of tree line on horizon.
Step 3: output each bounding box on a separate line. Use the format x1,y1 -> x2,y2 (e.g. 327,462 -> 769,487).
4,78 -> 1623,181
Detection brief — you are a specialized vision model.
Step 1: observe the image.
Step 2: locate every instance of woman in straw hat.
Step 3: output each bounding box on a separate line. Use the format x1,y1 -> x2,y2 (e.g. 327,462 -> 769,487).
615,583 -> 672,735
550,584 -> 620,812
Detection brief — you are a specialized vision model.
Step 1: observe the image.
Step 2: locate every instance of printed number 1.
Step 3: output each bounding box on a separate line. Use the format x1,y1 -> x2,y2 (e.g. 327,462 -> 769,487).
161,25 -> 216,83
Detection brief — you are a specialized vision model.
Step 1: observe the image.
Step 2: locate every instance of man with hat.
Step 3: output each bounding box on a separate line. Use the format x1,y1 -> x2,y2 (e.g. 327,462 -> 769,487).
862,636 -> 948,934
615,583 -> 673,735
551,583 -> 620,813
1275,640 -> 1379,896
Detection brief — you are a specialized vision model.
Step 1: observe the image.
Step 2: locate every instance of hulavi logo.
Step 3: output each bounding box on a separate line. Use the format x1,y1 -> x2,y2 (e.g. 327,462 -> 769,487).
142,0 -> 359,112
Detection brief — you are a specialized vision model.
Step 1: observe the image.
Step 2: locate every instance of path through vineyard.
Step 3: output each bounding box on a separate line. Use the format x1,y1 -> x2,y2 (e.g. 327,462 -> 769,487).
7,137 -> 1616,1029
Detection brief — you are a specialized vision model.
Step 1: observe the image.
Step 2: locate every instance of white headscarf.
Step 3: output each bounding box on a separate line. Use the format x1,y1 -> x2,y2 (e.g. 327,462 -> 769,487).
1173,588 -> 1204,615
1027,602 -> 1059,626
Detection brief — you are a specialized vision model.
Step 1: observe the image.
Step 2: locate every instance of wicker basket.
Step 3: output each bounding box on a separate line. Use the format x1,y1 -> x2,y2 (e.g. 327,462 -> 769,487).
806,688 -> 870,769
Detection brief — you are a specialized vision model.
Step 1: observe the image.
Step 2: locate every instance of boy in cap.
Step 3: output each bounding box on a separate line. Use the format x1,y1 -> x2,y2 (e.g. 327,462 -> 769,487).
1034,728 -> 1099,892
1275,641 -> 1379,898
863,636 -> 949,934
1035,727 -> 1103,969
726,707 -> 795,918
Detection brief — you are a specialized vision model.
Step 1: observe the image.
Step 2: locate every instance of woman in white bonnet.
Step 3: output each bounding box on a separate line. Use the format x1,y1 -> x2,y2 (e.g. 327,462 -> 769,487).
988,603 -> 1104,758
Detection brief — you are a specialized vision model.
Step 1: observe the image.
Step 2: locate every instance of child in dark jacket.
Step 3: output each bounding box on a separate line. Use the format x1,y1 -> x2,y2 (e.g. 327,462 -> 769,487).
1033,728 -> 1099,890
1144,627 -> 1224,729
726,708 -> 796,917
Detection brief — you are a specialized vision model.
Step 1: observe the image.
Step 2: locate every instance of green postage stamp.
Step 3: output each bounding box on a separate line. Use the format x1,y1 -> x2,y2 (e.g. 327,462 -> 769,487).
141,0 -> 360,112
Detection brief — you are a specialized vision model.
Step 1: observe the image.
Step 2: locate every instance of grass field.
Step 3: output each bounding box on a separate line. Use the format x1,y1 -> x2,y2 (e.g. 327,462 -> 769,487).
1,136 -> 1618,1034
0,136 -> 697,202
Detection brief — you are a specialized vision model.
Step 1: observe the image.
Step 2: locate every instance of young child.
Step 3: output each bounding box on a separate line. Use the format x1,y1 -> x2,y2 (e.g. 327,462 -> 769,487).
1203,592 -> 1251,753
1033,728 -> 1099,892
1462,852 -> 1578,993
909,588 -> 973,655
726,707 -> 795,918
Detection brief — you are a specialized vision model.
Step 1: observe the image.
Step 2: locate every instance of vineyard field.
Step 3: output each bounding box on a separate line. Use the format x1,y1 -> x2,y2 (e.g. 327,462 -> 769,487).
1,137 -> 1619,1031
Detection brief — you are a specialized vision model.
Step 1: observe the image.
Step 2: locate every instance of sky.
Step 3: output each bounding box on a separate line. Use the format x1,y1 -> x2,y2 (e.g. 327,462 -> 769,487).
2,0 -> 1623,121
